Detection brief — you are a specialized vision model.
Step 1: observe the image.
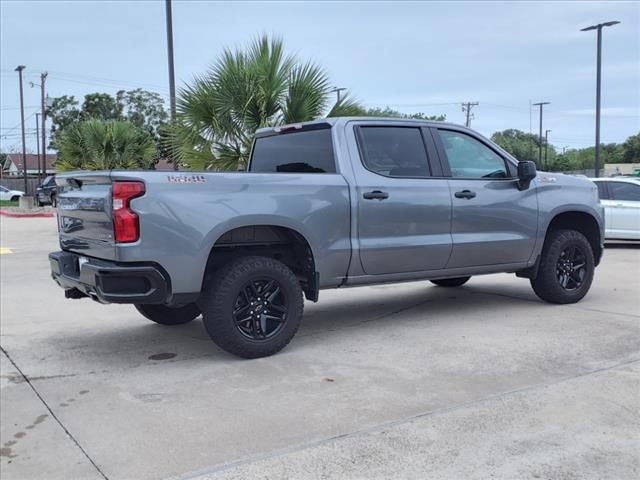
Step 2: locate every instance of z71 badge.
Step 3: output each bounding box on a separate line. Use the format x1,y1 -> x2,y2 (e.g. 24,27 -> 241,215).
167,174 -> 207,184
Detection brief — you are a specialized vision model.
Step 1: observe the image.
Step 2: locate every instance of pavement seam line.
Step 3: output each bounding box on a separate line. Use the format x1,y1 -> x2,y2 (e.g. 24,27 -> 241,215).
0,345 -> 109,480
172,356 -> 640,480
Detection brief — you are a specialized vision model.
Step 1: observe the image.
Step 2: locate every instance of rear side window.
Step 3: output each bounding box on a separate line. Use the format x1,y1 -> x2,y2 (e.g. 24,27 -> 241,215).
608,181 -> 640,201
594,181 -> 608,199
358,127 -> 430,177
250,129 -> 336,173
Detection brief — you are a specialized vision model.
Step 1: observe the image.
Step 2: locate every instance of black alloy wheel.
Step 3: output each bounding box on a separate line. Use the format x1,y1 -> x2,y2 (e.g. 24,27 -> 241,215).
232,278 -> 288,340
556,245 -> 587,291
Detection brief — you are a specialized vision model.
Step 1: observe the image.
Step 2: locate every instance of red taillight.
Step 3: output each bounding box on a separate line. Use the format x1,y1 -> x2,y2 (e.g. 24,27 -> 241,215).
112,181 -> 145,243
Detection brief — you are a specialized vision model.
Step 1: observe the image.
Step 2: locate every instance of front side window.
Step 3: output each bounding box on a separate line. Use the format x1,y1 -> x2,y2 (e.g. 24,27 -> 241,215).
358,127 -> 430,177
608,181 -> 640,201
439,130 -> 508,179
250,128 -> 335,173
0,186 -> 8,192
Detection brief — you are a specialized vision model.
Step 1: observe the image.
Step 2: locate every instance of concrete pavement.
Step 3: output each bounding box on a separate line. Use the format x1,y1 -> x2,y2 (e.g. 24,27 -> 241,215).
1,216 -> 639,479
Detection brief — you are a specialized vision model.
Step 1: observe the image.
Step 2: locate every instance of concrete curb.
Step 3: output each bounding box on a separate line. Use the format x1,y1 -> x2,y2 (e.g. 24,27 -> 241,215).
0,210 -> 55,218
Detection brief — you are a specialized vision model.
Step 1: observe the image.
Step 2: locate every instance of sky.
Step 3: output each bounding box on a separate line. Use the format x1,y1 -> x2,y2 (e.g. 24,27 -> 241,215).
1,0 -> 639,154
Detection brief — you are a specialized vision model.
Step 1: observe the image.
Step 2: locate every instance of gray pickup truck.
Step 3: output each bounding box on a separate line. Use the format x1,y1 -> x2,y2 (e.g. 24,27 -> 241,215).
49,117 -> 604,358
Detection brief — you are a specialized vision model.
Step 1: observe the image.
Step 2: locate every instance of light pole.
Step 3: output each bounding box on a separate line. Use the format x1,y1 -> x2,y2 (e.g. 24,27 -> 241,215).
35,113 -> 41,182
581,21 -> 620,178
15,65 -> 28,196
165,0 -> 178,170
532,102 -> 550,166
330,87 -> 346,103
544,129 -> 552,171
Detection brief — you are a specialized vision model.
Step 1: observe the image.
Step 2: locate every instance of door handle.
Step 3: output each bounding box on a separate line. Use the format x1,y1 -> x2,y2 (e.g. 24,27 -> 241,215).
454,190 -> 476,199
363,190 -> 389,200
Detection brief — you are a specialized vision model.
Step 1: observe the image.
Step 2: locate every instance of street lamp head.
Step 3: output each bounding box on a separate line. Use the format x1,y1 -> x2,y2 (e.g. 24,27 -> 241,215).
533,101 -> 550,106
581,21 -> 620,31
14,65 -> 26,72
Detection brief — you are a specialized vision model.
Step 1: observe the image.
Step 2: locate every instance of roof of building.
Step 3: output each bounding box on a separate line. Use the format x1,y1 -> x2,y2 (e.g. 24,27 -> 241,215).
4,153 -> 57,170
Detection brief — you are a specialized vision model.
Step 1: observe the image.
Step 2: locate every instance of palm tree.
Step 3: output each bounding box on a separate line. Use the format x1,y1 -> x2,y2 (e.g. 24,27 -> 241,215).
167,35 -> 365,171
56,119 -> 157,171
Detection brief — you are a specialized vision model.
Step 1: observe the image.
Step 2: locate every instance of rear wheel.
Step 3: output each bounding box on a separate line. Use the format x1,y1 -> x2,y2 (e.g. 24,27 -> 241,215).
199,256 -> 304,359
135,303 -> 200,325
430,276 -> 471,287
530,229 -> 595,304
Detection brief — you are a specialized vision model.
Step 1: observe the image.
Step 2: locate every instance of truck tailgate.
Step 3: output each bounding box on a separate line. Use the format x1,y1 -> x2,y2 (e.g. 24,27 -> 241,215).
56,172 -> 116,260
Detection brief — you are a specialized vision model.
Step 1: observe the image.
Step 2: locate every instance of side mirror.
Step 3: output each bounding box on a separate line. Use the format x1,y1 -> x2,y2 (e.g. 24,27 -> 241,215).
517,161 -> 536,189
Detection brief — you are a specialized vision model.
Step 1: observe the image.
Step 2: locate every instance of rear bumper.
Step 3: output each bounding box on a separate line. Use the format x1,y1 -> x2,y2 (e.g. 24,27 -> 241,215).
49,250 -> 170,304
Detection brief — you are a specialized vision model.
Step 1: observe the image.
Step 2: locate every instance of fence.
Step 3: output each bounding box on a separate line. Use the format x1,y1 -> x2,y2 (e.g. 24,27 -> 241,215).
0,177 -> 43,195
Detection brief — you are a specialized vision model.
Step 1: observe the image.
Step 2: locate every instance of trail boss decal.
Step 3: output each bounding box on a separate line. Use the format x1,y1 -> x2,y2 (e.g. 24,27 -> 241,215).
168,174 -> 207,184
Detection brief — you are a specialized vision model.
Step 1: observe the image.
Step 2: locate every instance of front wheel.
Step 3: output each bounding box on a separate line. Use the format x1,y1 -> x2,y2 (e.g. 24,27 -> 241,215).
430,276 -> 471,287
199,256 -> 304,359
135,303 -> 200,325
530,229 -> 595,304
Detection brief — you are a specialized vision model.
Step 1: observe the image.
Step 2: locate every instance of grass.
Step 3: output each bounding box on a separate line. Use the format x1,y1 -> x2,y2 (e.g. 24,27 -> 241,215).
0,200 -> 19,207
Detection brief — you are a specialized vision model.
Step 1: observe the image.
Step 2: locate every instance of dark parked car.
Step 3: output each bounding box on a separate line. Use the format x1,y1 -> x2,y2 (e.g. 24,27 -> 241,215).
36,175 -> 57,206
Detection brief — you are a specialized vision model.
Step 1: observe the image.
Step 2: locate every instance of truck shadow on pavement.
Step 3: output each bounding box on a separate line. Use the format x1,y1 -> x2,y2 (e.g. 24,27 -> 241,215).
42,281 -> 551,368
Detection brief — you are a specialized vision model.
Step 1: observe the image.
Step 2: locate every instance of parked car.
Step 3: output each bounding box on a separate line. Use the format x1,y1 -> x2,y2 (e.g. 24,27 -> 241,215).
36,175 -> 57,206
48,117 -> 604,358
0,185 -> 24,202
591,177 -> 640,240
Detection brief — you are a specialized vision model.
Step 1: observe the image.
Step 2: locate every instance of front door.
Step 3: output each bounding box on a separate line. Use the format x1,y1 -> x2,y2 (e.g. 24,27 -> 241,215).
434,128 -> 538,268
355,125 -> 452,275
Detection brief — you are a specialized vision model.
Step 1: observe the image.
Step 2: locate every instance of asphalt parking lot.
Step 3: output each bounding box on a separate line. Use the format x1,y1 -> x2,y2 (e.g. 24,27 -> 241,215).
1,215 -> 639,480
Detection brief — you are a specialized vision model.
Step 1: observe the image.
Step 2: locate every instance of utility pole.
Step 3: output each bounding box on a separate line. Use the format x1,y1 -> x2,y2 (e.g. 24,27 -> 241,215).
40,72 -> 48,180
35,113 -> 41,182
15,65 -> 28,195
330,87 -> 346,103
461,102 -> 479,127
581,21 -> 620,178
165,0 -> 178,170
532,102 -> 550,166
544,129 -> 552,171
165,0 -> 176,120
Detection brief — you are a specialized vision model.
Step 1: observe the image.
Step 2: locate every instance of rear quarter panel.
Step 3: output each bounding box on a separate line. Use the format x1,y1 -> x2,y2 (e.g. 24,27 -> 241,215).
111,171 -> 351,294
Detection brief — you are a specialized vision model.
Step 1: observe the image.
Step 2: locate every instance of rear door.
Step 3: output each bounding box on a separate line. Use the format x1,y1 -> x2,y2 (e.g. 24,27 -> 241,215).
433,128 -> 538,268
354,124 -> 452,275
56,173 -> 116,259
605,181 -> 640,239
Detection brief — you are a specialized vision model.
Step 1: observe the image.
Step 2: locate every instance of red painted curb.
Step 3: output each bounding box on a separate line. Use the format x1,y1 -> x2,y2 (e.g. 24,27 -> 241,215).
0,210 -> 55,218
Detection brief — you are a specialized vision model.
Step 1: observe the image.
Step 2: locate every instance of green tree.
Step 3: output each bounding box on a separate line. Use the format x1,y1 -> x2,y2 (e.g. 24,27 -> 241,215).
167,35 -> 365,171
81,93 -> 123,121
490,129 -> 542,164
365,106 -> 445,121
116,88 -> 168,138
621,133 -> 640,163
47,95 -> 82,147
47,90 -> 168,150
55,119 -> 156,171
